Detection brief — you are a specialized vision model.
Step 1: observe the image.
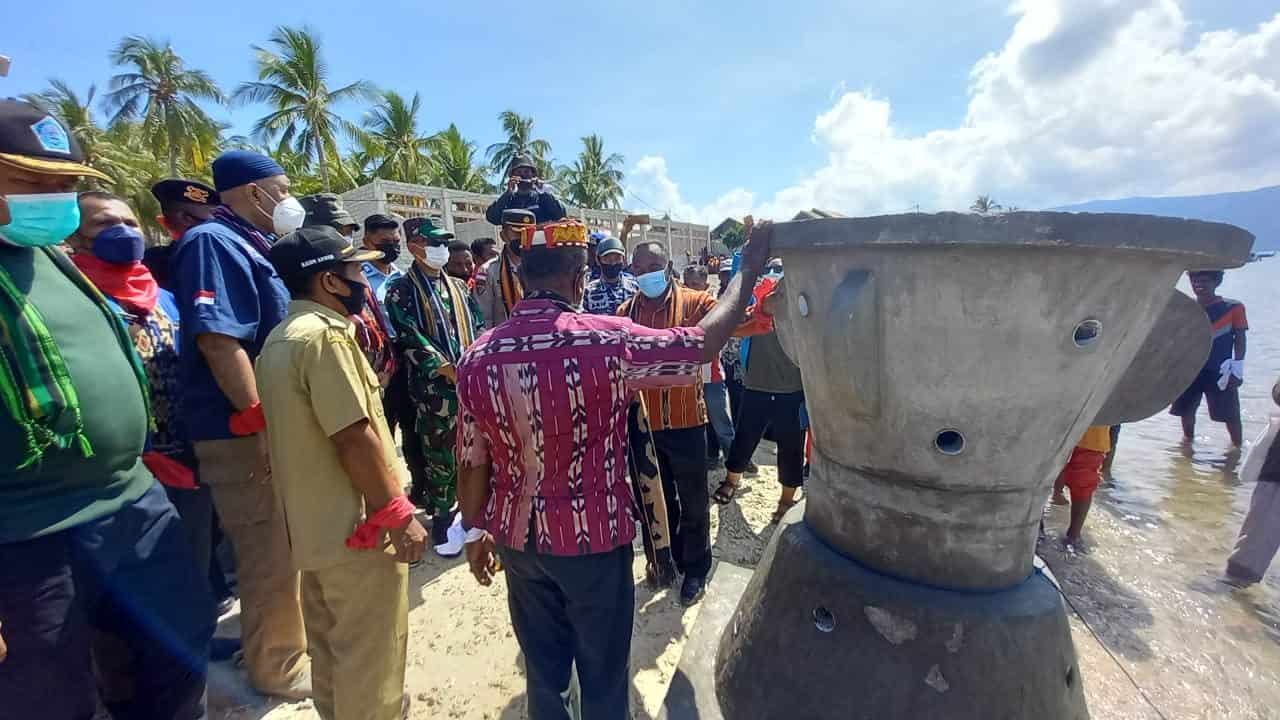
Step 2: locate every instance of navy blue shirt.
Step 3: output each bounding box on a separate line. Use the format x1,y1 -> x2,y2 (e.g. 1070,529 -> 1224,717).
171,218 -> 290,441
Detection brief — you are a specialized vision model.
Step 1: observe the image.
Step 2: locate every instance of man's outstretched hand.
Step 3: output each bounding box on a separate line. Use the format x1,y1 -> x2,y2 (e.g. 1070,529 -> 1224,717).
739,215 -> 772,277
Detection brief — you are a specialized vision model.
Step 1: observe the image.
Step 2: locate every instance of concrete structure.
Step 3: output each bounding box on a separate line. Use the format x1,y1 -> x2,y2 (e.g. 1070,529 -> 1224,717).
339,179 -> 710,269
666,212 -> 1253,720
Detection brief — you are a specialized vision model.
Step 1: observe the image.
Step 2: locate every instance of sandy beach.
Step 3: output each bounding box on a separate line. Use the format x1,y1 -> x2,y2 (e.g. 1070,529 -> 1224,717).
206,431 -> 1280,720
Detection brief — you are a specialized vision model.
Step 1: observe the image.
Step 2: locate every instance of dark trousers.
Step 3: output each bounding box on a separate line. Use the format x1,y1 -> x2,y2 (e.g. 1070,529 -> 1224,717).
164,484 -> 214,581
726,389 -> 807,488
384,365 -> 430,503
653,425 -> 712,579
498,543 -> 634,720
0,481 -> 215,720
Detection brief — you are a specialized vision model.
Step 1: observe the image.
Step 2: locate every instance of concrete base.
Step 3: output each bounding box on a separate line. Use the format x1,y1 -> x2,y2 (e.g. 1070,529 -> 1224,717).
664,513 -> 1089,720
658,563 -> 753,720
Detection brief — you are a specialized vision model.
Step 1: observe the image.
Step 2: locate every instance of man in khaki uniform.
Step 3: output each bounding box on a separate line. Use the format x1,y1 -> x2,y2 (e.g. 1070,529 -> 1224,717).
473,208 -> 535,328
257,226 -> 428,720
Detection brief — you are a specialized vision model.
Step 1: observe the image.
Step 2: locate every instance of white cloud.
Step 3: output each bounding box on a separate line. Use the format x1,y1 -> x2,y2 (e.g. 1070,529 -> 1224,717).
627,1 -> 1280,223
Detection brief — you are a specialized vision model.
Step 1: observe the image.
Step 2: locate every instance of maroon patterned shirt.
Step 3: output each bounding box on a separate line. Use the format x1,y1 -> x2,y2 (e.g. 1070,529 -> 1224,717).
456,295 -> 705,556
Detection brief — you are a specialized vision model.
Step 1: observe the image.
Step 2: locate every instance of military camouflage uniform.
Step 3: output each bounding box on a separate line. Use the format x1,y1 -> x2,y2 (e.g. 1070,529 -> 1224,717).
385,266 -> 484,516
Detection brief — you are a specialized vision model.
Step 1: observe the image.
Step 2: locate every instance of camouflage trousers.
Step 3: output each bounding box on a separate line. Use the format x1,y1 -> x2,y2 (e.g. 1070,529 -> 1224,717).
409,376 -> 460,517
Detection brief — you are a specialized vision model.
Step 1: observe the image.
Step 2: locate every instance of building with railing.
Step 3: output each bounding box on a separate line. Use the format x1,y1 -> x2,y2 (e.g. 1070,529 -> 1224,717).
340,179 -> 711,269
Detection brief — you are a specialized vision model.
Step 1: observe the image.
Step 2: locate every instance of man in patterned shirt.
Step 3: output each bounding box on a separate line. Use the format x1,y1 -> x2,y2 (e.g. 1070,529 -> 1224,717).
455,218 -> 771,720
582,235 -> 636,315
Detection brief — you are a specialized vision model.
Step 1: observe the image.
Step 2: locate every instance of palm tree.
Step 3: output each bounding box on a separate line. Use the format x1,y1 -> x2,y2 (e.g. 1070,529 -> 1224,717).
233,26 -> 377,191
559,135 -> 624,209
970,195 -> 1002,215
357,90 -> 432,183
104,36 -> 224,176
24,80 -> 106,173
428,124 -> 489,193
485,110 -> 553,179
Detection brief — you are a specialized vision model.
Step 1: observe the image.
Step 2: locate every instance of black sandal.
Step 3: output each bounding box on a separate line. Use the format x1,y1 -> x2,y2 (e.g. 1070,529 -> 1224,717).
712,478 -> 739,505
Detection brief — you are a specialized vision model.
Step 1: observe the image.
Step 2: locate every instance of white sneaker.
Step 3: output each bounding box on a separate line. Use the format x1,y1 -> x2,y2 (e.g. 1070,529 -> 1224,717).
435,514 -> 465,557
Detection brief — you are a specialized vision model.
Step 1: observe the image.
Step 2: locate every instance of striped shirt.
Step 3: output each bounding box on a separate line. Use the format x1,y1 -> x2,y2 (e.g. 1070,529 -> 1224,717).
618,285 -> 717,431
456,295 -> 705,556
1202,297 -> 1247,371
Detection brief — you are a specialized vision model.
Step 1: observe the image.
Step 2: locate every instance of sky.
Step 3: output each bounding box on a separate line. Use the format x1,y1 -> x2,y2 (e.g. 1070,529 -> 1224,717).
3,0 -> 1278,224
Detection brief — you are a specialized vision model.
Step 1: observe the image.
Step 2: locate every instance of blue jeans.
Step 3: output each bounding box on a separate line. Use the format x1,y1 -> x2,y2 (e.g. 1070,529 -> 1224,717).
704,382 -> 735,457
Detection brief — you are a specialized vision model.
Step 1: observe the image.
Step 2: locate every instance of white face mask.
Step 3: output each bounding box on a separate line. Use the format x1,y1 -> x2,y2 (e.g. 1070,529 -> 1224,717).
271,195 -> 306,236
424,245 -> 450,269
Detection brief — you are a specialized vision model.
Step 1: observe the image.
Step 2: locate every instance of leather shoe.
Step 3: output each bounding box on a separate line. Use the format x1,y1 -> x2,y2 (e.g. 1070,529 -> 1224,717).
680,575 -> 706,606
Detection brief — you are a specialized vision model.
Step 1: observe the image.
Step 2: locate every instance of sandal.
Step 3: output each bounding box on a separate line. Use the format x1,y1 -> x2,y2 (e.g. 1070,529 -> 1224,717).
712,478 -> 739,505
771,499 -> 799,524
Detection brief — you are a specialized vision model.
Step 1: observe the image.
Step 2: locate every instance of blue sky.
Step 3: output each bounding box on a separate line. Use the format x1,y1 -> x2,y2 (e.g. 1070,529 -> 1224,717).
3,0 -> 1279,221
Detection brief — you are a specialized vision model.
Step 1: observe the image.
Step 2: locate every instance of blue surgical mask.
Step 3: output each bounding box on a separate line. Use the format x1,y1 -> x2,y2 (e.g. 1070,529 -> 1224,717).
636,269 -> 670,298
92,224 -> 147,265
0,193 -> 81,248
765,267 -> 784,279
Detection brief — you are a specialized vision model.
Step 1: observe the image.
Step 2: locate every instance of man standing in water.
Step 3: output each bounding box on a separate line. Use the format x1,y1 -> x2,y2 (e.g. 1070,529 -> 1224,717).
1170,270 -> 1247,447
456,218 -> 771,719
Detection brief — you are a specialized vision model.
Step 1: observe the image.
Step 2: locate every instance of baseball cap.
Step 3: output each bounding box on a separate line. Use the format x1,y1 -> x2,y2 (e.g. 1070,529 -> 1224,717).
509,154 -> 537,173
403,217 -> 454,242
0,99 -> 109,181
299,193 -> 358,231
151,178 -> 220,209
596,236 -> 625,258
364,213 -> 399,232
269,226 -> 383,282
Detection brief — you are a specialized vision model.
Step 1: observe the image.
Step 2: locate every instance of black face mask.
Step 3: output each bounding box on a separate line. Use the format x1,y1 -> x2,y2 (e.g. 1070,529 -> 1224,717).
330,274 -> 368,316
601,263 -> 624,280
376,243 -> 400,264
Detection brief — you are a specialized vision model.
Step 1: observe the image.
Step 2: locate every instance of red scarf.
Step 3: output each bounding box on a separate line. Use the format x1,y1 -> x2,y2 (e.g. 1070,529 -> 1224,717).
71,253 -> 159,314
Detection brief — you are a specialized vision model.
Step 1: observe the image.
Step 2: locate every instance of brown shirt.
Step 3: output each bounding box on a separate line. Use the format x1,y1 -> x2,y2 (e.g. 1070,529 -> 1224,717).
619,284 -> 716,431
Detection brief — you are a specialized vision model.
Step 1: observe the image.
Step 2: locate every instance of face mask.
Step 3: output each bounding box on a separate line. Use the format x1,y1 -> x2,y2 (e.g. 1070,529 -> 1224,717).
601,263 -> 624,280
376,243 -> 400,264
636,269 -> 670,299
271,195 -> 306,236
329,273 -> 368,315
424,245 -> 450,269
765,267 -> 784,279
92,224 -> 147,264
0,193 -> 81,248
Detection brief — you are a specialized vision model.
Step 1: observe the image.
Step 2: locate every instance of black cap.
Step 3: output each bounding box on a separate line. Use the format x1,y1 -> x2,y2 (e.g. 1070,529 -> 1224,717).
298,193 -> 358,231
269,226 -> 383,282
0,99 -> 109,180
509,154 -> 537,173
151,178 -> 220,209
501,208 -> 536,227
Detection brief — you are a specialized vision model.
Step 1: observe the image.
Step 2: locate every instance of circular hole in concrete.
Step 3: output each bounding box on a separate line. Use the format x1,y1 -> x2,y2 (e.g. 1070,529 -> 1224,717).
797,293 -> 810,317
935,429 -> 965,456
813,607 -> 835,633
1073,319 -> 1102,348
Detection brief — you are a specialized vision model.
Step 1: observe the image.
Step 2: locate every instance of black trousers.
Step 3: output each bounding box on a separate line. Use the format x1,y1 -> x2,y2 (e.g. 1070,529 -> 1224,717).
0,481 -> 215,720
652,425 -> 712,579
726,389 -> 807,488
498,543 -> 634,720
384,365 -> 430,503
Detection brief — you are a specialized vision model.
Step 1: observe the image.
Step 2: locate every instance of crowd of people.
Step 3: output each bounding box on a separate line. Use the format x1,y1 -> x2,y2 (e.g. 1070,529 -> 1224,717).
0,101 -> 795,720
2,99 -> 1278,720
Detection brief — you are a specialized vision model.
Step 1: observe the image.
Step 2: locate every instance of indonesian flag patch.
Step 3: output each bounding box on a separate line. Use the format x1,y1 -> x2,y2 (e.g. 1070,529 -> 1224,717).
194,290 -> 216,306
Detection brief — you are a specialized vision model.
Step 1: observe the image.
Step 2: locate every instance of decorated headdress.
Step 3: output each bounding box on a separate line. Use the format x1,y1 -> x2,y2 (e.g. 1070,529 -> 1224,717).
518,220 -> 590,252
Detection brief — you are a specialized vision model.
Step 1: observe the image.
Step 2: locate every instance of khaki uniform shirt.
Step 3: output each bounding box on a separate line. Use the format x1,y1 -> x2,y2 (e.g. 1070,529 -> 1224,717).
474,256 -> 512,328
256,300 -> 398,571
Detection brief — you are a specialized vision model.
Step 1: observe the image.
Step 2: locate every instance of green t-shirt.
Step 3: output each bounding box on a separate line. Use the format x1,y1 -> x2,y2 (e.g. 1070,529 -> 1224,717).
744,331 -> 804,395
0,246 -> 153,543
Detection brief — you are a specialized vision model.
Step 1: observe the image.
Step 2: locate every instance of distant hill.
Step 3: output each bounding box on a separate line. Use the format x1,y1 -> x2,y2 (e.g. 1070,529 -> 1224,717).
1053,185 -> 1279,251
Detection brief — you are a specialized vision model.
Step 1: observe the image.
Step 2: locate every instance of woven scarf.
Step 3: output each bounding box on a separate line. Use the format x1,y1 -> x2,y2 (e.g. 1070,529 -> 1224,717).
209,206 -> 274,257
407,265 -> 476,363
498,250 -> 523,316
0,247 -> 151,469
